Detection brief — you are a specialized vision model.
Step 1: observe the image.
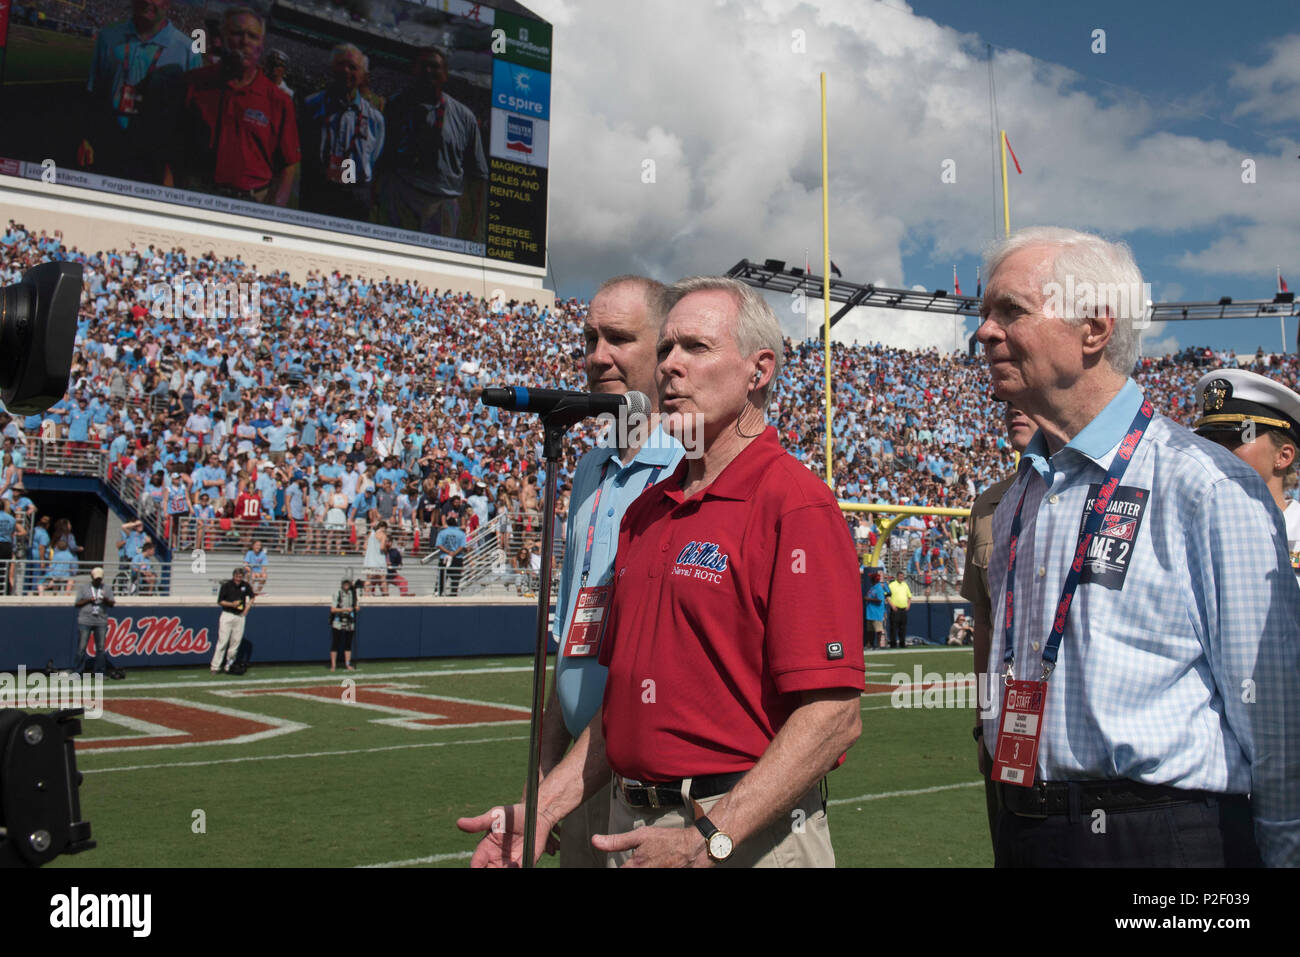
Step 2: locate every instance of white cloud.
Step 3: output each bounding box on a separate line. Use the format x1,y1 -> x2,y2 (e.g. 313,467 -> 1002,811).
525,2 -> 1300,344
1139,321 -> 1179,357
1229,35 -> 1300,123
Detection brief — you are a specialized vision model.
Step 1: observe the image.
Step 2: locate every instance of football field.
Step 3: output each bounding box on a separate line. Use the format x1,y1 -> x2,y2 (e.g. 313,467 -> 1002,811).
51,647 -> 992,868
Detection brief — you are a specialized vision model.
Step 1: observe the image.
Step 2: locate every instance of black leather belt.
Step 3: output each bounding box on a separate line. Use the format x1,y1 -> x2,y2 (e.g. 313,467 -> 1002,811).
999,779 -> 1230,819
615,772 -> 746,809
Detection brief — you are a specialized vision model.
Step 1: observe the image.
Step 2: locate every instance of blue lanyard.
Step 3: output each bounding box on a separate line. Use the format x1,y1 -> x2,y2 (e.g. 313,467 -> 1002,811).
579,459 -> 665,585
1002,398 -> 1154,681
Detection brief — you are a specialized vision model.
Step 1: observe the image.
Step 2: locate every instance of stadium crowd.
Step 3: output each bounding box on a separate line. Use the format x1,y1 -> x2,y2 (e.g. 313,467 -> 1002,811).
1,220 -> 1297,594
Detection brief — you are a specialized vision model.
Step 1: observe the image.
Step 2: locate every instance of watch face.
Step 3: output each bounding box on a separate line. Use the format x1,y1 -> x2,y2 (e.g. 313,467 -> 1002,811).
708,832 -> 733,862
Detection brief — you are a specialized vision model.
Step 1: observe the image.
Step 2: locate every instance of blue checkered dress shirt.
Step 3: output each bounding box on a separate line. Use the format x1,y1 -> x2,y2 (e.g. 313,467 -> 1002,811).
982,379 -> 1300,866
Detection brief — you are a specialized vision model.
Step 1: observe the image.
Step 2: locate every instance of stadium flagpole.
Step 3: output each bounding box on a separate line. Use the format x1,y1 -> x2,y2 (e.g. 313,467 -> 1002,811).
821,72 -> 833,488
1000,130 -> 1011,237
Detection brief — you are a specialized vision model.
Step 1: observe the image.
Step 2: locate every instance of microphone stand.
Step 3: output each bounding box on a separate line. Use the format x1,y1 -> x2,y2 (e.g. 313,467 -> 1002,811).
521,399 -> 589,867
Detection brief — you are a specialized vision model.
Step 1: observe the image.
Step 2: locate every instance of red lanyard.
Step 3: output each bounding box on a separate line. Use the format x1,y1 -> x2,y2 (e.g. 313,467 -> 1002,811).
1002,398 -> 1153,680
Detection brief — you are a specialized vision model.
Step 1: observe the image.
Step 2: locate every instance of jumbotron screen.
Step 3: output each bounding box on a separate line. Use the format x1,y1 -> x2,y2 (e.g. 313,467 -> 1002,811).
0,0 -> 550,267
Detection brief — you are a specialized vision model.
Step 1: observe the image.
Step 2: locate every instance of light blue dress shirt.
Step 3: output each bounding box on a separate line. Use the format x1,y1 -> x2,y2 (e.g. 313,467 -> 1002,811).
983,379 -> 1300,866
552,425 -> 684,738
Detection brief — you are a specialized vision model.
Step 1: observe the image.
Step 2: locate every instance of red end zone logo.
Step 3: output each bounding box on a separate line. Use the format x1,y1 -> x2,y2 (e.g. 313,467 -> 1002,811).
87,616 -> 212,658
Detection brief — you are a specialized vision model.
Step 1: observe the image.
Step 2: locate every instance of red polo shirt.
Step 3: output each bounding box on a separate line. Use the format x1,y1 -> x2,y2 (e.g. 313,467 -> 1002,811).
181,66 -> 300,191
599,427 -> 865,781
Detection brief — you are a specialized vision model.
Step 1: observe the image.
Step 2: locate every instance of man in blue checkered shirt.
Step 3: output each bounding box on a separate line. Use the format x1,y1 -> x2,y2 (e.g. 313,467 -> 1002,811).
977,227 -> 1300,867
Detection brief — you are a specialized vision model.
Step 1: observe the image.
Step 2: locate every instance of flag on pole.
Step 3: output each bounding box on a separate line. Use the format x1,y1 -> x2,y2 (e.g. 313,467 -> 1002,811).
830,261 -> 843,278
976,265 -> 982,298
953,266 -> 963,297
1004,135 -> 1023,174
1279,266 -> 1289,294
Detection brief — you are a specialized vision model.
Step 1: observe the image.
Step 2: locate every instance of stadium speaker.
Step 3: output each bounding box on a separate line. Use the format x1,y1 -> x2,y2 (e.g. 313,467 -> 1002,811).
0,261 -> 83,417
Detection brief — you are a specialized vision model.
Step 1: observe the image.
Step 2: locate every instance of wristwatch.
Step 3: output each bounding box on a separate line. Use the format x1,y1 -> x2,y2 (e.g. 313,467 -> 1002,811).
690,798 -> 734,864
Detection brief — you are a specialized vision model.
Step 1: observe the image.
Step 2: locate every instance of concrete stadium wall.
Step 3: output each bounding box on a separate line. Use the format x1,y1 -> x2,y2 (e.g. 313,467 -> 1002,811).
1,596 -> 972,671
0,179 -> 553,306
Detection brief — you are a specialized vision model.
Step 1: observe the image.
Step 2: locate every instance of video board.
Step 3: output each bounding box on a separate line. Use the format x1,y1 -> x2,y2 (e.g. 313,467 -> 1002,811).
0,0 -> 550,267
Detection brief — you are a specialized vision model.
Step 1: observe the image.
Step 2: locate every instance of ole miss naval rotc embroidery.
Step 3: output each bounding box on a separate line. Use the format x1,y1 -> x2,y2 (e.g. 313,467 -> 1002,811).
1075,484 -> 1150,589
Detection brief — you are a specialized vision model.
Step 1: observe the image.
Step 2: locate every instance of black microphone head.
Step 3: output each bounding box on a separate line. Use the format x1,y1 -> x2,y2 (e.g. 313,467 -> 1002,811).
624,391 -> 650,417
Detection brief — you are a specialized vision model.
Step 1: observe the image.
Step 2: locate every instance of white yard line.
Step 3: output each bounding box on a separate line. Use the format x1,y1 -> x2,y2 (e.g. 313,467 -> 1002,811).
96,665 -> 535,692
80,734 -> 528,773
828,780 -> 983,805
356,851 -> 474,868
89,647 -> 968,692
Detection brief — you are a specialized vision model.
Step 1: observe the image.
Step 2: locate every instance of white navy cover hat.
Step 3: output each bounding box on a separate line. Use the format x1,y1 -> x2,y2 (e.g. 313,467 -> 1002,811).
1194,368 -> 1300,447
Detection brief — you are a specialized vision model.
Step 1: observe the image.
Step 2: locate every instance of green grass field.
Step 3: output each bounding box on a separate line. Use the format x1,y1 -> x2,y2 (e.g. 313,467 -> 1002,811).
51,647 -> 991,868
5,25 -> 94,84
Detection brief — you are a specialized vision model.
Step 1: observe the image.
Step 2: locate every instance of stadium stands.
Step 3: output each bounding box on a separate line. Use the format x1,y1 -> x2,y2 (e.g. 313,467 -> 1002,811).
2,220 -> 1298,598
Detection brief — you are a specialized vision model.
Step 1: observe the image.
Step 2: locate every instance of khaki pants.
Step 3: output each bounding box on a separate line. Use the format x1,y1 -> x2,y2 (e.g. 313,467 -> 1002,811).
559,782 -> 612,868
212,611 -> 246,670
606,782 -> 834,868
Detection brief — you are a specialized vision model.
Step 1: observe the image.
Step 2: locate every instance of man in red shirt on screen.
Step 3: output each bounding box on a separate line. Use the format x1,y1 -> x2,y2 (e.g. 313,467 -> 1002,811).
166,5 -> 299,205
459,276 -> 865,867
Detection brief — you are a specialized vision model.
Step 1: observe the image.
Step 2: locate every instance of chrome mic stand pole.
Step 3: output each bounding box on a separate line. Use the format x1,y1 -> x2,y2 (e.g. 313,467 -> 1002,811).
521,409 -> 579,867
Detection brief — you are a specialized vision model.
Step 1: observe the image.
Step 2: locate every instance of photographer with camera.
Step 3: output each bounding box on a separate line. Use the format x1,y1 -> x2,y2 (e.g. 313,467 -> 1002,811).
74,567 -> 124,679
329,577 -> 358,672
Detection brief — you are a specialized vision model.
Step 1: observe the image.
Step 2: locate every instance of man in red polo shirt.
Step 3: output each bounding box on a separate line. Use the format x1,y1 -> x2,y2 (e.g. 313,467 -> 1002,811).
459,276 -> 865,867
166,5 -> 299,205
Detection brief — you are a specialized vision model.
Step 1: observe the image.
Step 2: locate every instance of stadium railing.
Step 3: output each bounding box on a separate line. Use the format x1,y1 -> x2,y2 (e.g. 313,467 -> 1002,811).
0,557 -> 168,598
18,435 -> 105,477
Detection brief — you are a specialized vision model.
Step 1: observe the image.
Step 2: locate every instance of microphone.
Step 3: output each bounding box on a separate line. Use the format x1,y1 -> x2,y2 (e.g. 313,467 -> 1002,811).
479,387 -> 650,419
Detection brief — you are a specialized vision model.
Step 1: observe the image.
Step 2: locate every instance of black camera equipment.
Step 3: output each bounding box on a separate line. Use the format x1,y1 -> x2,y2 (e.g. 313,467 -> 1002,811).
0,261 -> 94,867
0,709 -> 96,866
0,261 -> 83,416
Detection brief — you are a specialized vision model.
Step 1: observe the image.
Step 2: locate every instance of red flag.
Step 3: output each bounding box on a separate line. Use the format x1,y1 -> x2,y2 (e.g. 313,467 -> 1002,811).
953,266 -> 963,297
1280,269 -> 1289,294
1004,135 -> 1023,174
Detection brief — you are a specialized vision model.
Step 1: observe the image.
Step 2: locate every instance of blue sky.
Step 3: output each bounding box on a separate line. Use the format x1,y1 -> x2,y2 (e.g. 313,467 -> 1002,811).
532,0 -> 1300,356
906,0 -> 1300,355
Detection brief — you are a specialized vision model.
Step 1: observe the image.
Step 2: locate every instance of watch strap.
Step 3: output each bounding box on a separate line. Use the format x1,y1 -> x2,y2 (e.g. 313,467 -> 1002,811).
690,798 -> 717,842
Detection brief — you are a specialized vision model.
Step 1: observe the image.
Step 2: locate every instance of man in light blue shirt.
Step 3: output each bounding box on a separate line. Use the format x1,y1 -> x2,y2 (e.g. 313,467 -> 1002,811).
433,518 -> 468,596
82,0 -> 200,179
537,276 -> 681,867
978,227 -> 1300,867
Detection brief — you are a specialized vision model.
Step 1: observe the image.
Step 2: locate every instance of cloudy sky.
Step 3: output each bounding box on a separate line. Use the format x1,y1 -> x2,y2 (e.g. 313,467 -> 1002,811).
523,0 -> 1300,356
